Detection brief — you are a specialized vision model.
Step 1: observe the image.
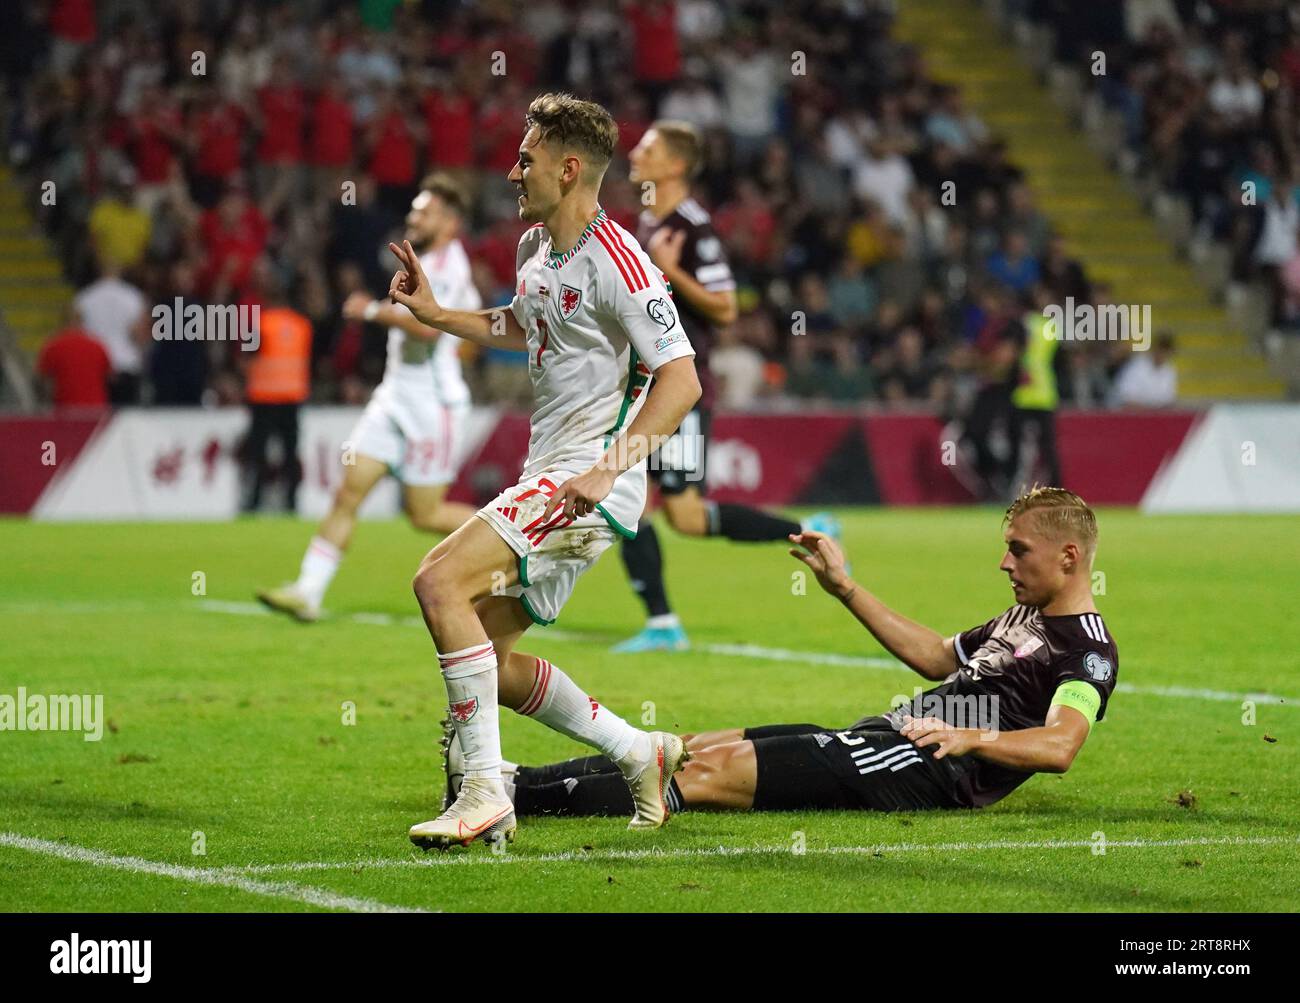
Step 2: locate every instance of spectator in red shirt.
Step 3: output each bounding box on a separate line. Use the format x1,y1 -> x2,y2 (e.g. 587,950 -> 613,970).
37,307 -> 112,408
1279,28 -> 1300,95
188,87 -> 246,207
199,182 -> 269,303
626,0 -> 680,106
477,82 -> 528,174
255,61 -> 305,166
49,0 -> 96,75
715,178 -> 778,269
309,76 -> 354,168
615,93 -> 652,159
309,75 -> 354,201
424,81 -> 475,169
254,58 -> 305,218
470,218 -> 526,291
366,89 -> 419,218
127,83 -> 185,217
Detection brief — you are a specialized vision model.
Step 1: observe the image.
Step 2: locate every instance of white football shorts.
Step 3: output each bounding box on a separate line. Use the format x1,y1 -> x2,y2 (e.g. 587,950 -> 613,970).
348,386 -> 467,487
475,467 -> 641,625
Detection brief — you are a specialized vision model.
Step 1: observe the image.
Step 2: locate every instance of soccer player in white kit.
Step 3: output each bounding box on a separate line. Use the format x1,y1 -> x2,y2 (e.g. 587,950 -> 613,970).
257,175 -> 481,622
387,94 -> 703,849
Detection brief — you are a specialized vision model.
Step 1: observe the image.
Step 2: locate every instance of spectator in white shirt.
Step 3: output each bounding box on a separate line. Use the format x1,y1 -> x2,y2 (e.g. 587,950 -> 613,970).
74,265 -> 149,404
853,137 -> 916,227
1111,333 -> 1178,408
717,34 -> 780,164
1253,183 -> 1300,267
1207,57 -> 1263,128
711,324 -> 767,409
659,71 -> 725,131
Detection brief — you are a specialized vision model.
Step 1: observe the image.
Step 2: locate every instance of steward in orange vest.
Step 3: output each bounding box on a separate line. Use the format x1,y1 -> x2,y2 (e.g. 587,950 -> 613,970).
243,279 -> 313,512
247,306 -> 312,404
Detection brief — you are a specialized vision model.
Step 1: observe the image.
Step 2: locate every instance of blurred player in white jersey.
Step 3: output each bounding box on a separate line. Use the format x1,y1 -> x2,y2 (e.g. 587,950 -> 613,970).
387,93 -> 702,849
257,174 -> 481,622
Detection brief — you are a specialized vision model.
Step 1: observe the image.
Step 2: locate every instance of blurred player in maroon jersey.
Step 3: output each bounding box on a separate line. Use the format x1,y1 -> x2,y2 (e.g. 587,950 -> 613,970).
615,121 -> 842,653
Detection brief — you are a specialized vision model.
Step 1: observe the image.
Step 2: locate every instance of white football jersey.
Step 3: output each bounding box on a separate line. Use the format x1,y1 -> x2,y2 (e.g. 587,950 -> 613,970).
508,208 -> 696,531
381,239 -> 481,406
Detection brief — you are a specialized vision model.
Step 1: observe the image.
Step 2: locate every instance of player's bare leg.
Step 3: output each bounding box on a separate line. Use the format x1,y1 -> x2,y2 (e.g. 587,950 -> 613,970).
673,738 -> 757,810
408,520 -> 684,846
661,487 -> 710,536
408,517 -> 521,849
422,569 -> 689,838
318,453 -> 390,550
257,453 -> 389,621
683,728 -> 745,751
504,733 -> 748,816
402,482 -> 478,536
502,644 -> 688,828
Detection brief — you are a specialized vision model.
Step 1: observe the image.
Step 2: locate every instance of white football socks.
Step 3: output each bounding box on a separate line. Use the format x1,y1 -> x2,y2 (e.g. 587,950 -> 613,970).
517,656 -> 647,767
295,536 -> 341,607
438,642 -> 504,789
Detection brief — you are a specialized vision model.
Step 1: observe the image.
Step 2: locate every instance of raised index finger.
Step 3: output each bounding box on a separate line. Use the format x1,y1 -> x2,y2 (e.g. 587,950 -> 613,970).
541,486 -> 564,523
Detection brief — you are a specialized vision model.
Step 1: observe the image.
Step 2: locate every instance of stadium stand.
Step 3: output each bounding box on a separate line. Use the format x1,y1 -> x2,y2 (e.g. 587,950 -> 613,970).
0,0 -> 1293,415
998,0 -> 1297,396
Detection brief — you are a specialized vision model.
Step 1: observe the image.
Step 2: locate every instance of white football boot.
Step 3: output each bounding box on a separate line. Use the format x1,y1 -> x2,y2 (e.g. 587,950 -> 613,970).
409,781 -> 516,851
255,584 -> 320,623
621,731 -> 690,830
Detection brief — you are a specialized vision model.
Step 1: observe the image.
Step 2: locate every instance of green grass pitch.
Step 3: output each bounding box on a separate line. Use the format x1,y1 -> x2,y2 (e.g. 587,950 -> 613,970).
1,509 -> 1296,912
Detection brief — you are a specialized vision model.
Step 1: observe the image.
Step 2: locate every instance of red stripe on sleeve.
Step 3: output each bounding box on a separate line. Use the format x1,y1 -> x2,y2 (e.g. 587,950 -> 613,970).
592,226 -> 638,292
609,226 -> 649,288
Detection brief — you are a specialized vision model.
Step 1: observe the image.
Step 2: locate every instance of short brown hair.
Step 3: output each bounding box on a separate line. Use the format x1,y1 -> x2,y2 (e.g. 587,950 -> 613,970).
420,172 -> 469,215
1004,486 -> 1098,559
651,119 -> 703,178
525,92 -> 618,176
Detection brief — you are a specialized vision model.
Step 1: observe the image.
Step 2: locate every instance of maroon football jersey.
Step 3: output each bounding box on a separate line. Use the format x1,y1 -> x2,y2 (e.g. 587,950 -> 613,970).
637,197 -> 735,411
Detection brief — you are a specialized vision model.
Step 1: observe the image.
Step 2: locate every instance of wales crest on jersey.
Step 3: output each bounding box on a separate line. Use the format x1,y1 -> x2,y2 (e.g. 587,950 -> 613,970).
559,283 -> 583,320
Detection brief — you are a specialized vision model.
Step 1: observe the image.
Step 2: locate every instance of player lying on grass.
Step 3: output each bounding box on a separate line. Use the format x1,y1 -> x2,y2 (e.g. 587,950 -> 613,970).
441,487 -> 1118,815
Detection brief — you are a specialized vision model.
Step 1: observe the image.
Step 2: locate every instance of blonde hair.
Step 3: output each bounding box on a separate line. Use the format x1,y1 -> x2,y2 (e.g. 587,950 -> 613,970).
525,93 -> 618,177
651,119 -> 704,178
1004,486 -> 1098,560
420,172 -> 469,215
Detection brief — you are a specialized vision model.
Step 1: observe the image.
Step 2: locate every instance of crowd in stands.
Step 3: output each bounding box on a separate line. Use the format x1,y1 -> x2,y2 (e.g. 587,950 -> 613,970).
5,0 -> 1173,417
1029,0 -> 1300,335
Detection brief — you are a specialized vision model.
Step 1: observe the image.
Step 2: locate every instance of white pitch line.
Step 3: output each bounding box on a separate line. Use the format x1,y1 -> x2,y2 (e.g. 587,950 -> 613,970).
0,832 -> 425,913
192,599 -> 1296,708
222,833 -> 1300,873
3,598 -> 1290,708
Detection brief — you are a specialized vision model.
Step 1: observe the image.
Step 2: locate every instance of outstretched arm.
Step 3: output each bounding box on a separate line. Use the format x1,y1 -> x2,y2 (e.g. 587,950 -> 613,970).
789,531 -> 956,680
343,291 -> 441,340
899,703 -> 1091,773
386,239 -> 528,351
